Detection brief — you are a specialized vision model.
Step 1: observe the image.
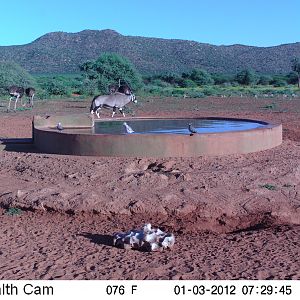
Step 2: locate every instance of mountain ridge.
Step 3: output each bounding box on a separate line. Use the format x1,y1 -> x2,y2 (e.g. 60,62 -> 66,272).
0,29 -> 299,74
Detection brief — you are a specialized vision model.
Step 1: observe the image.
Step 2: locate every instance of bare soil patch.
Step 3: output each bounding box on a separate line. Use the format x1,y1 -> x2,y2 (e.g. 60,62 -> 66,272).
0,96 -> 299,279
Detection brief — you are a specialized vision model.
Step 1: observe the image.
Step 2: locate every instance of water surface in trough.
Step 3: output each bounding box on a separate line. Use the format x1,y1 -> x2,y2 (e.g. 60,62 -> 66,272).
91,119 -> 267,135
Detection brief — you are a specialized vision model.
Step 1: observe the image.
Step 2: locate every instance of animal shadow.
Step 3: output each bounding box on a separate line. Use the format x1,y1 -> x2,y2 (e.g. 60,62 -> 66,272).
79,232 -> 114,247
0,138 -> 36,153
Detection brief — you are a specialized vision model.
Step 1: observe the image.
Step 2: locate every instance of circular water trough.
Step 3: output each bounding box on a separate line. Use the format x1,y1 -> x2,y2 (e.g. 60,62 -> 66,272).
33,114 -> 282,157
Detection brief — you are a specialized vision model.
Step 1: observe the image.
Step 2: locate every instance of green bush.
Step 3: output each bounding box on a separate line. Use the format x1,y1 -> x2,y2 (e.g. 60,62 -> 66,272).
291,57 -> 300,87
228,81 -> 240,87
171,89 -> 185,97
184,69 -> 214,85
236,69 -> 258,85
0,62 -> 36,95
142,85 -> 163,95
211,73 -> 235,84
272,79 -> 287,87
271,75 -> 288,87
150,79 -> 171,87
178,78 -> 197,88
5,207 -> 22,216
185,90 -> 205,98
160,88 -> 174,97
258,75 -> 273,85
80,53 -> 143,93
37,76 -> 71,95
286,72 -> 298,85
272,88 -> 294,95
157,73 -> 182,85
76,78 -> 99,95
202,86 -> 221,96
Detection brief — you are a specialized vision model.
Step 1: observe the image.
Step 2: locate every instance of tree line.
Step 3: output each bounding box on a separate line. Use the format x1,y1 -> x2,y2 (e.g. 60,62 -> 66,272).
0,53 -> 300,98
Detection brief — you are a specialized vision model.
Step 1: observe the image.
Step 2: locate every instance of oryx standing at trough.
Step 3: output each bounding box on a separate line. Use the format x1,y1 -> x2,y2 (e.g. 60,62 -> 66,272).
25,87 -> 35,107
8,86 -> 24,111
90,92 -> 137,118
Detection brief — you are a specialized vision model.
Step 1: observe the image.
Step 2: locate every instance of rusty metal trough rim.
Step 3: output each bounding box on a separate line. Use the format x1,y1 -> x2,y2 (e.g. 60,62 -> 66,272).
33,114 -> 282,157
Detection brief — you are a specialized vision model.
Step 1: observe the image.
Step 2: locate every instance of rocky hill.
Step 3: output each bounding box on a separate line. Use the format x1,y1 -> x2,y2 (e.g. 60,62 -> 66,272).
0,29 -> 299,74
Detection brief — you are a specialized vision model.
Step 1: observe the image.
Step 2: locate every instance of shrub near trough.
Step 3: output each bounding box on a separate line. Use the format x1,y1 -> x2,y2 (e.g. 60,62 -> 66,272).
0,62 -> 36,95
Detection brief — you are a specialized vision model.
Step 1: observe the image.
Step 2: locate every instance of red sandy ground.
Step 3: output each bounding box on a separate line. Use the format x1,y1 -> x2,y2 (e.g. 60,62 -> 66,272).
0,96 -> 299,280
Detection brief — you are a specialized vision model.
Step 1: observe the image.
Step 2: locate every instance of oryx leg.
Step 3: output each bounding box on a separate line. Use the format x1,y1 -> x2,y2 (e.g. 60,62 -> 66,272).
95,106 -> 102,118
119,107 -> 125,117
111,106 -> 116,118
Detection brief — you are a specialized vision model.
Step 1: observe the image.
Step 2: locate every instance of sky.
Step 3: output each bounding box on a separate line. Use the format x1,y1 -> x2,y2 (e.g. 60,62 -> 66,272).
0,0 -> 299,47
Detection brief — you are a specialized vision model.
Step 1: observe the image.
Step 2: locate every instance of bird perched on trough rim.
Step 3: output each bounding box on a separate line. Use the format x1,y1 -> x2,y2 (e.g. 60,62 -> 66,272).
56,122 -> 64,131
123,122 -> 134,134
188,123 -> 197,136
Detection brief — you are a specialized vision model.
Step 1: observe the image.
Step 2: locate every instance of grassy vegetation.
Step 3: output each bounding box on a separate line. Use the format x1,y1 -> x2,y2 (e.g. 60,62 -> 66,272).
5,207 -> 22,216
140,69 -> 300,98
260,184 -> 276,191
139,84 -> 299,98
1,59 -> 300,100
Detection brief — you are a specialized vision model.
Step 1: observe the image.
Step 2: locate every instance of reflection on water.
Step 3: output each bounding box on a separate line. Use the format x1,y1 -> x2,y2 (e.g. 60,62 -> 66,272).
90,119 -> 267,135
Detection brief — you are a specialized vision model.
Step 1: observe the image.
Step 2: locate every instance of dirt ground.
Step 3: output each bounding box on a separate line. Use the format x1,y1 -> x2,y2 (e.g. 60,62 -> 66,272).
0,96 -> 299,280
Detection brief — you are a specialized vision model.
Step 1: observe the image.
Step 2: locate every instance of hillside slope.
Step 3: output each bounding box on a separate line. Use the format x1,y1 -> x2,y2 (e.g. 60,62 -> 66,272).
0,29 -> 299,74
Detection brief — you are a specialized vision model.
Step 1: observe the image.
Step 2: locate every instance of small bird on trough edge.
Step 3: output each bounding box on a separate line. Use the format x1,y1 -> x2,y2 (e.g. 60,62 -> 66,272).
56,122 -> 64,131
188,123 -> 197,136
123,122 -> 134,134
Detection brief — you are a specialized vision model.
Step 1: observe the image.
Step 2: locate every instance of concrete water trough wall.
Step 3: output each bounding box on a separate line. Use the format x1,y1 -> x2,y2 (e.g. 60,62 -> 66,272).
33,114 -> 282,157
